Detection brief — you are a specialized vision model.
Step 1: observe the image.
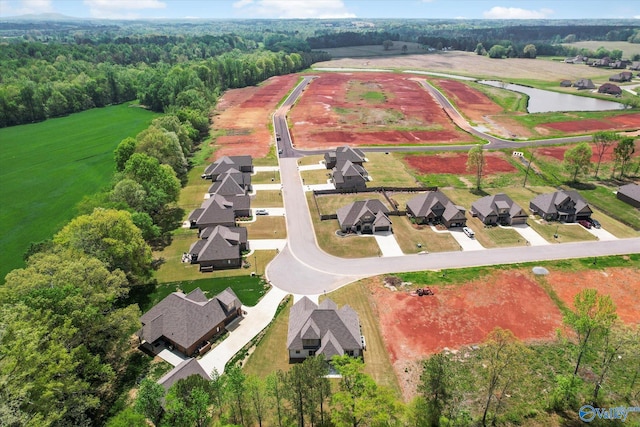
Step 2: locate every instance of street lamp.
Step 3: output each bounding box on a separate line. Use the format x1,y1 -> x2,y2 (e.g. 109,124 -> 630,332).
554,225 -> 559,239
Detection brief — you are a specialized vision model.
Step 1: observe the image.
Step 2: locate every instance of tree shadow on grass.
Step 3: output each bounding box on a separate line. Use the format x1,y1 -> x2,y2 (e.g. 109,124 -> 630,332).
565,181 -> 596,191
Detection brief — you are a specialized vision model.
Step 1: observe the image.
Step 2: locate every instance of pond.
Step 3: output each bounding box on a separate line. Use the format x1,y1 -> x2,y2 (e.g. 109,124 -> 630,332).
478,80 -> 625,113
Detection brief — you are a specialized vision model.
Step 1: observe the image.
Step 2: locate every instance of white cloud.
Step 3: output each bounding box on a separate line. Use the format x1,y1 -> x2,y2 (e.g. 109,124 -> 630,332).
1,0 -> 54,15
83,0 -> 166,19
233,0 -> 356,19
483,6 -> 554,19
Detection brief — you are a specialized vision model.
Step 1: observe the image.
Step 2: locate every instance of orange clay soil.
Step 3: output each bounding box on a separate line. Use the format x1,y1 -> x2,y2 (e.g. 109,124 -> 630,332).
368,266 -> 640,400
539,113 -> 640,134
288,72 -> 476,149
537,140 -> 640,163
210,74 -> 300,159
403,151 -> 517,175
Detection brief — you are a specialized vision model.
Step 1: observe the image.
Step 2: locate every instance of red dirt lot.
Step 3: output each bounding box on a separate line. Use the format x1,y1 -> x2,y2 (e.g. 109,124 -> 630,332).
433,78 -> 503,123
403,151 -> 517,175
210,74 -> 299,159
540,113 -> 640,134
538,140 -> 640,163
289,72 -> 475,149
548,267 -> 640,324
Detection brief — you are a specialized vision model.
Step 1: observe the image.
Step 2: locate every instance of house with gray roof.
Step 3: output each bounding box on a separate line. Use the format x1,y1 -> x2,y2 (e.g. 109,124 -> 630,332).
406,191 -> 467,228
187,225 -> 248,271
157,358 -> 210,390
325,146 -> 366,170
139,287 -> 242,356
207,172 -> 251,196
188,194 -> 250,231
529,190 -> 592,223
287,297 -> 363,362
609,72 -> 633,83
616,183 -> 640,208
471,193 -> 528,226
332,160 -> 368,191
573,79 -> 595,90
202,155 -> 253,180
336,199 -> 391,234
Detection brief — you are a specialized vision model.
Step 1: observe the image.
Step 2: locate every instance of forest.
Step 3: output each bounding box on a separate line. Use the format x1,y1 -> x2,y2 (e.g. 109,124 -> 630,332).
0,17 -> 639,426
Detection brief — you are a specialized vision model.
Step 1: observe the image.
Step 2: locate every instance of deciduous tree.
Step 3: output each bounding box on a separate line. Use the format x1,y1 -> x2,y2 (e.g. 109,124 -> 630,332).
563,142 -> 592,182
467,145 -> 485,190
592,131 -> 617,178
613,137 -> 636,178
134,378 -> 164,425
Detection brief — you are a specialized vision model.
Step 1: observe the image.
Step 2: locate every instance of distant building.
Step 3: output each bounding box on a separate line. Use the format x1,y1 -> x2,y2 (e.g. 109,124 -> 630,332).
598,83 -> 622,96
573,79 -> 595,90
616,183 -> 640,209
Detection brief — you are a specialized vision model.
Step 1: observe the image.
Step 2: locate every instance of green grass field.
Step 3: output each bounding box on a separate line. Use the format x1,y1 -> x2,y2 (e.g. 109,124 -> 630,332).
0,103 -> 159,281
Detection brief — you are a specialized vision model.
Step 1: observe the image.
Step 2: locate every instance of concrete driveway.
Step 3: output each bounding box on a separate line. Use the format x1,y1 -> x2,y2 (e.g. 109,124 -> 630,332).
299,163 -> 325,171
247,239 -> 287,251
374,232 -> 404,257
253,207 -> 286,216
587,226 -> 618,241
449,228 -> 486,251
509,223 -> 550,246
252,183 -> 282,191
254,166 -> 279,173
198,287 -> 289,376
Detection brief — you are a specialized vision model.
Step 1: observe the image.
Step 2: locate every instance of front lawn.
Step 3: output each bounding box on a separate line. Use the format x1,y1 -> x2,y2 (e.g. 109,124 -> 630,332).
391,216 -> 461,254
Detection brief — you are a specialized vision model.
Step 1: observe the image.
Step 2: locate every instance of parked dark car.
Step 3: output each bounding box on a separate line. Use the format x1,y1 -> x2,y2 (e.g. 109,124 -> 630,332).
589,218 -> 601,229
578,219 -> 592,229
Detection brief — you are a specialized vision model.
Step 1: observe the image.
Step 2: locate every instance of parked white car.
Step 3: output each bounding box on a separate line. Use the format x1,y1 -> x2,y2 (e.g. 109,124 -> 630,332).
462,227 -> 475,238
255,209 -> 269,215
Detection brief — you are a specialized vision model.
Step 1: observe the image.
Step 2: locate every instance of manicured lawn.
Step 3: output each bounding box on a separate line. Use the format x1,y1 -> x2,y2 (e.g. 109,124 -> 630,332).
240,216 -> 287,239
178,168 -> 211,213
386,191 -> 427,210
141,275 -> 268,313
366,152 -> 418,186
297,154 -> 325,166
243,297 -> 293,378
308,194 -> 381,258
576,184 -> 640,232
300,168 -> 331,185
322,281 -> 402,396
466,217 -> 528,248
0,102 -> 159,281
529,219 -> 598,244
251,190 -> 284,208
391,216 -> 461,254
252,170 -> 281,184
315,192 -> 392,216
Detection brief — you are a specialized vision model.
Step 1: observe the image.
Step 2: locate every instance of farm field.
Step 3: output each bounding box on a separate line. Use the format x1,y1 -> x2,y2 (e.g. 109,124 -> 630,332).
314,50 -> 614,81
289,72 -> 476,149
0,103 -> 159,281
561,40 -> 640,58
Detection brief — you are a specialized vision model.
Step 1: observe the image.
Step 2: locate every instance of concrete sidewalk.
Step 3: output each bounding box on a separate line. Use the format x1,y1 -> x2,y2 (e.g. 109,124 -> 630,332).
198,287 -> 288,376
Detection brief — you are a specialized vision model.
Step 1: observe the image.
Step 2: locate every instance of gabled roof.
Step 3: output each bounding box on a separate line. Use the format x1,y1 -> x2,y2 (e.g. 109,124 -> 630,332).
188,225 -> 243,262
472,193 -> 527,219
204,155 -> 253,176
287,297 -> 362,356
618,183 -> 640,201
208,174 -> 246,196
406,191 -> 453,217
335,146 -> 366,165
158,358 -> 210,390
200,225 -> 247,242
531,190 -> 591,215
333,160 -> 367,185
336,199 -> 389,229
139,287 -> 241,352
189,194 -> 237,226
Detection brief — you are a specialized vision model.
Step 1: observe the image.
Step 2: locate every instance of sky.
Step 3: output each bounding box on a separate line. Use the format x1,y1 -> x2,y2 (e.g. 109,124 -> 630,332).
0,0 -> 638,20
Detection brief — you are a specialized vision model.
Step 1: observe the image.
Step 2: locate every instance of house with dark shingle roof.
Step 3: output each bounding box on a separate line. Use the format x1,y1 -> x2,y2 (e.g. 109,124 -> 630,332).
188,194 -> 250,231
573,79 -> 596,90
157,358 -> 210,390
471,193 -> 528,226
609,72 -> 633,83
529,190 -> 592,223
617,183 -> 640,208
336,199 -> 391,234
406,191 -> 467,228
207,172 -> 251,196
187,225 -> 248,271
287,297 -> 363,362
202,155 -> 253,180
598,83 -> 622,96
139,287 -> 242,356
332,160 -> 368,191
324,146 -> 366,170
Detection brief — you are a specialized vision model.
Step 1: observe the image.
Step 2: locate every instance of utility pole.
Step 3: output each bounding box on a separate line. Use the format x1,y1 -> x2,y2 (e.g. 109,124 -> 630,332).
523,149 -> 535,187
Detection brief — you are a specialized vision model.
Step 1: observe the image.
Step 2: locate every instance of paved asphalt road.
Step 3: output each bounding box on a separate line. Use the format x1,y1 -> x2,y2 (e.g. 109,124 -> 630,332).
265,73 -> 640,294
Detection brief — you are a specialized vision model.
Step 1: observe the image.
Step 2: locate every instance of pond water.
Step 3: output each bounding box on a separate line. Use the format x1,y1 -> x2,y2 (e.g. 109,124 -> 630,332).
478,80 -> 625,113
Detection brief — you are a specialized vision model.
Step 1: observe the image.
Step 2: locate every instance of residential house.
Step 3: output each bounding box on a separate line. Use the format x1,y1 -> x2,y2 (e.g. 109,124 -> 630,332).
598,83 -> 622,96
188,194 -> 250,231
573,79 -> 596,90
564,55 -> 588,64
591,57 -> 611,68
157,358 -> 210,391
560,80 -> 572,87
139,287 -> 242,356
406,191 -> 467,228
616,183 -> 640,208
336,199 -> 391,234
324,146 -> 366,169
332,159 -> 368,191
471,193 -> 528,226
630,62 -> 640,71
187,225 -> 248,271
529,190 -> 592,222
609,72 -> 633,82
287,297 -> 363,362
202,155 -> 253,180
207,171 -> 251,196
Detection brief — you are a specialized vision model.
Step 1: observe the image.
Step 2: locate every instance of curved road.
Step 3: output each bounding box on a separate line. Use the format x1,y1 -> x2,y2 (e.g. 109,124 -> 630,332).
266,74 -> 639,294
